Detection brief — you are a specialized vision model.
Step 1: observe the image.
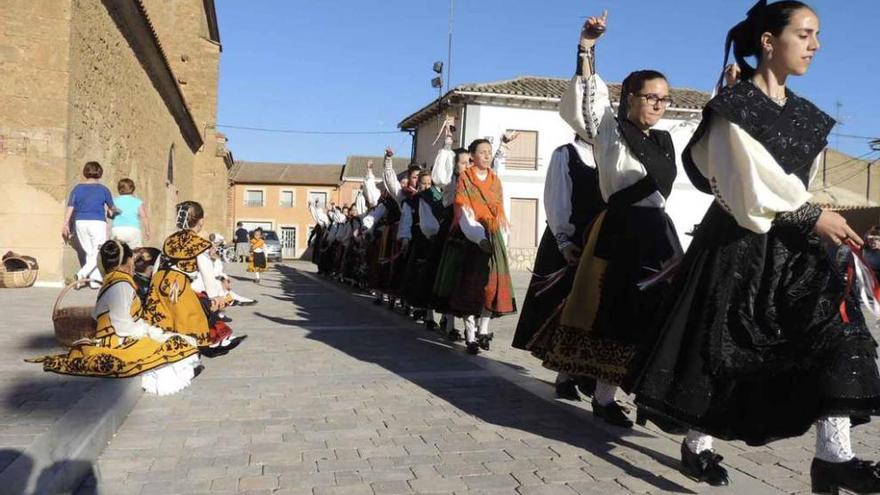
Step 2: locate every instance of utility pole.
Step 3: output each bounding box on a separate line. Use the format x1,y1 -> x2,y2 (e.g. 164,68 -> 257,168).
447,0 -> 454,90
835,100 -> 843,151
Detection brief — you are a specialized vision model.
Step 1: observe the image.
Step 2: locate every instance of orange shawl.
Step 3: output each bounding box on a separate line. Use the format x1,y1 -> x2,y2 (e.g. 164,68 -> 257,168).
454,167 -> 508,234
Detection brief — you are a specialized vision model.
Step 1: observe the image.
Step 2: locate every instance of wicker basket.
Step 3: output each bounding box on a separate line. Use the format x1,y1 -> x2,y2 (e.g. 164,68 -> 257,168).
0,256 -> 38,289
52,281 -> 97,347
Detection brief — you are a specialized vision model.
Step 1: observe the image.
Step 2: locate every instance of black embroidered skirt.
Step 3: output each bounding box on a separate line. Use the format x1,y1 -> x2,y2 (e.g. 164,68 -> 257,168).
512,226 -> 579,350
401,231 -> 435,308
529,206 -> 682,385
634,203 -> 880,446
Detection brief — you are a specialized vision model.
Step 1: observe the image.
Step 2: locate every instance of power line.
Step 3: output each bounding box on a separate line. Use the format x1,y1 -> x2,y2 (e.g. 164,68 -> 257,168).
821,149 -> 879,174
821,152 -> 880,189
216,124 -> 405,135
830,132 -> 880,141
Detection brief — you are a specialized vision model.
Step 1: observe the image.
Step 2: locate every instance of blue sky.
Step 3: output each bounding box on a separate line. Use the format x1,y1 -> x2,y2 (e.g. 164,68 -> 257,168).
215,1 -> 880,164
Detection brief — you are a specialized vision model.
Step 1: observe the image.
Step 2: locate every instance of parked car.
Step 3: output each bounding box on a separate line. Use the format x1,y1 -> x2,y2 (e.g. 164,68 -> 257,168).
261,230 -> 282,262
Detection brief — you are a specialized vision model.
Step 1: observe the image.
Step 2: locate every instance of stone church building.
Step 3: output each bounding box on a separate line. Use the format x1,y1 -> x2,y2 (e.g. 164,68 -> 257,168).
0,0 -> 232,284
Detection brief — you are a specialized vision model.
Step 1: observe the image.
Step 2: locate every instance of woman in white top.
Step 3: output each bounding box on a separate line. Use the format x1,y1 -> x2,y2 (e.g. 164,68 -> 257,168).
532,10 -> 683,430
634,1 -> 880,491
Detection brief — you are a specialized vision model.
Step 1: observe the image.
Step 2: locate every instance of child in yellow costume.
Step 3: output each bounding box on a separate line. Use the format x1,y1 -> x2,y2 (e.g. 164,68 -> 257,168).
29,240 -> 200,395
247,228 -> 268,283
144,201 -> 244,356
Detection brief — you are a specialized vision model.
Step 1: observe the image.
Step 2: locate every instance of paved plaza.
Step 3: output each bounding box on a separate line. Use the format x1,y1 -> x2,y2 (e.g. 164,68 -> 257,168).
2,262 -> 879,494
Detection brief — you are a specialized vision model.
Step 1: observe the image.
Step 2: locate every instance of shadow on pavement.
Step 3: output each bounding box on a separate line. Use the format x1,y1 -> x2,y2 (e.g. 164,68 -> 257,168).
0,449 -> 97,495
265,264 -> 695,494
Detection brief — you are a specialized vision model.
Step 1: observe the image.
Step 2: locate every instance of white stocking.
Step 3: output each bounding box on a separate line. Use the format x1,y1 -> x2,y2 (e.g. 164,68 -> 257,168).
594,380 -> 617,406
685,430 -> 714,454
478,309 -> 491,335
815,416 -> 855,463
464,315 -> 477,343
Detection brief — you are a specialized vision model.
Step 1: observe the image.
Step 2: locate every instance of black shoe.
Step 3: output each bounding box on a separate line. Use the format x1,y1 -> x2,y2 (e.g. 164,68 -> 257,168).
574,376 -> 596,398
477,332 -> 493,351
591,398 -> 634,428
199,345 -> 229,358
373,297 -> 384,306
466,342 -> 480,355
680,440 -> 729,487
635,407 -> 689,435
425,321 -> 439,332
237,300 -> 258,307
193,364 -> 205,378
218,315 -> 233,323
447,329 -> 462,342
555,380 -> 581,401
412,309 -> 426,322
811,457 -> 880,494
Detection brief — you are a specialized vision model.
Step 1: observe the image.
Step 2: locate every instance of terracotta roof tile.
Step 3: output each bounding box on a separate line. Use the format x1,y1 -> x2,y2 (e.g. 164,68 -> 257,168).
231,162 -> 343,186
341,155 -> 411,181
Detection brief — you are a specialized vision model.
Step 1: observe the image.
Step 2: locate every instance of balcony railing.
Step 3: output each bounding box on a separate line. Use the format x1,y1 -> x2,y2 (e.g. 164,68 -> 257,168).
245,200 -> 264,207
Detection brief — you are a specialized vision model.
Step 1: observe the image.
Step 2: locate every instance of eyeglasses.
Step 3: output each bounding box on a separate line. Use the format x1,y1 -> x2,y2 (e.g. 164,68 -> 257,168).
634,93 -> 675,107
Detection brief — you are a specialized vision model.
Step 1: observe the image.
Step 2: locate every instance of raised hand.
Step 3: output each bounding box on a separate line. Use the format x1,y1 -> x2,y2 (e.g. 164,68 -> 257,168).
724,64 -> 741,87
581,10 -> 608,45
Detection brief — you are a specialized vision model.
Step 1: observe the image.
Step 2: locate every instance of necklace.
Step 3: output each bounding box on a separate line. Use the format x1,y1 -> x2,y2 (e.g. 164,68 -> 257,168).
749,79 -> 787,106
770,94 -> 788,106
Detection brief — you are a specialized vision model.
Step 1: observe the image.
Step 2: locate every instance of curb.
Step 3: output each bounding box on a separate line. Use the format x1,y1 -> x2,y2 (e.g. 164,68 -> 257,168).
0,378 -> 142,494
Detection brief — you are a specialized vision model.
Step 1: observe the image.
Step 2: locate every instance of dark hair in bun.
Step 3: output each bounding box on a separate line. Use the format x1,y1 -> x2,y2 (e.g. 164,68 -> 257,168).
618,69 -> 667,121
175,201 -> 205,230
722,0 -> 814,86
99,240 -> 133,273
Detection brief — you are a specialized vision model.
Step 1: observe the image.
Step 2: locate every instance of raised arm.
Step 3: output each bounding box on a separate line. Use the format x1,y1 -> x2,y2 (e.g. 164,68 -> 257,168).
381,148 -> 402,201
363,160 -> 381,207
559,11 -> 616,143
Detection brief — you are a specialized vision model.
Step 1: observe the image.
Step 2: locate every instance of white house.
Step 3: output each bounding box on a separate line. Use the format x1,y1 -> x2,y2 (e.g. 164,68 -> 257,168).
399,76 -> 714,269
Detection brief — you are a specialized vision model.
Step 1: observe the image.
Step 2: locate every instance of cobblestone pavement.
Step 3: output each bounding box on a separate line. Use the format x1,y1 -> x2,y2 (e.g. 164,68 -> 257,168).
0,283 -> 101,478
81,262 -> 880,495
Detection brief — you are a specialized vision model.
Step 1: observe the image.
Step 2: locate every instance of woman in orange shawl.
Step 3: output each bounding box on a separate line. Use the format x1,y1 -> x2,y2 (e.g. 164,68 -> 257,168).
444,138 -> 517,354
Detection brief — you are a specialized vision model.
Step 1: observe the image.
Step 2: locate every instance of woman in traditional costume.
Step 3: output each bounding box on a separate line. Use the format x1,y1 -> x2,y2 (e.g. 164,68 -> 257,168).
529,10 -> 682,429
398,171 -> 438,328
513,136 -> 604,401
381,150 -> 420,310
30,240 -> 200,395
632,2 -> 880,490
248,228 -> 268,283
441,138 -> 517,354
144,201 -> 240,356
430,146 -> 471,341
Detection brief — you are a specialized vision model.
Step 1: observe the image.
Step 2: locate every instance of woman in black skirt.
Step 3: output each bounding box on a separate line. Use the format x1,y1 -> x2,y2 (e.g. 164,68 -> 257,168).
634,1 -> 880,491
528,10 -> 682,428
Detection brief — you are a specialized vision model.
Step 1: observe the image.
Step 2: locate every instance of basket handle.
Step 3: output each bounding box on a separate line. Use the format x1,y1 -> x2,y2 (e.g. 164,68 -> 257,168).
53,280 -> 84,315
3,255 -> 33,269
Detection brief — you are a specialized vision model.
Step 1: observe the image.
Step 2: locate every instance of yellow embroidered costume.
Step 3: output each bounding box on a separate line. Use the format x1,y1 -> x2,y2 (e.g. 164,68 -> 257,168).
248,237 -> 267,273
29,270 -> 199,393
144,230 -> 217,346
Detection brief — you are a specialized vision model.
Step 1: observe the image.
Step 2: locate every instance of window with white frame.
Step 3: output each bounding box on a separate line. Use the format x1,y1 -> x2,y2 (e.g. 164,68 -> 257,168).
245,190 -> 264,207
280,190 -> 295,208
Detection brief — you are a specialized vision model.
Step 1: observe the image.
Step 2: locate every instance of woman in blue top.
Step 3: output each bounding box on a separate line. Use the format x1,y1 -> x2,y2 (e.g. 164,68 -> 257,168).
111,178 -> 149,249
62,161 -> 116,289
